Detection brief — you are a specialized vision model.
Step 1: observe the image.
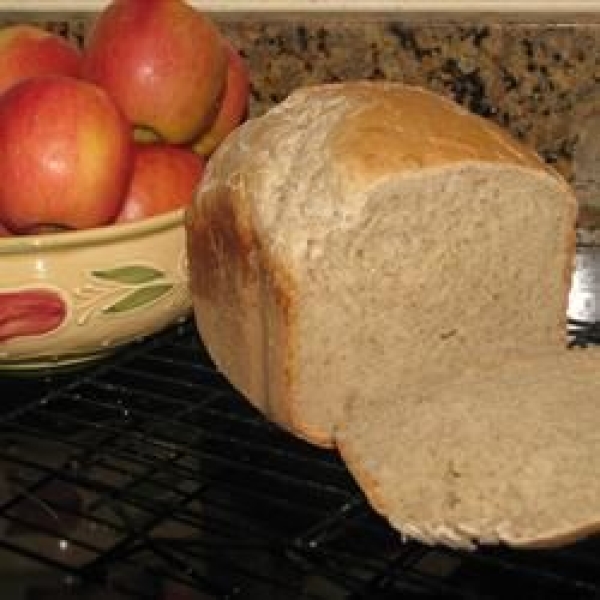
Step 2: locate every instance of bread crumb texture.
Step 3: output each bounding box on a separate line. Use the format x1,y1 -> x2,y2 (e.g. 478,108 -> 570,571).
337,348 -> 600,549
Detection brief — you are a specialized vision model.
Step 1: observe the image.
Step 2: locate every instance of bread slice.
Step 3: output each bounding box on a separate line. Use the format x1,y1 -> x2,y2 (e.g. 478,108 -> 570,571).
186,81 -> 577,447
336,348 -> 600,549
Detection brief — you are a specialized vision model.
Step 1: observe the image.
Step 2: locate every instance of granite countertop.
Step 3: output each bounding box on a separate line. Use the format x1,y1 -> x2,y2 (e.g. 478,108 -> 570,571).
1,11 -> 599,230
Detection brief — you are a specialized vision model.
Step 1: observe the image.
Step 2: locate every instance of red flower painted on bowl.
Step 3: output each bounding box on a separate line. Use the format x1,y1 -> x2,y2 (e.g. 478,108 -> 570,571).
0,288 -> 66,342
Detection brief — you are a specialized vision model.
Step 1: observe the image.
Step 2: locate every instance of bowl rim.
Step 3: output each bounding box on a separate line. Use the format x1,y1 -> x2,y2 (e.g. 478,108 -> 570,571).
0,207 -> 185,255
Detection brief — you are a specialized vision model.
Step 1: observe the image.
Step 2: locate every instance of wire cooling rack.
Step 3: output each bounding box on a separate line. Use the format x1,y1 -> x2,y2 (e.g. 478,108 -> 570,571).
0,319 -> 599,600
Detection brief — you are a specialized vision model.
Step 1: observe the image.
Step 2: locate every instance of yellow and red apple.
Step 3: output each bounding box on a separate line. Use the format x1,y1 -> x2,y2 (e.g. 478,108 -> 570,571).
82,0 -> 227,145
0,75 -> 134,233
0,24 -> 81,96
116,142 -> 205,223
193,41 -> 250,157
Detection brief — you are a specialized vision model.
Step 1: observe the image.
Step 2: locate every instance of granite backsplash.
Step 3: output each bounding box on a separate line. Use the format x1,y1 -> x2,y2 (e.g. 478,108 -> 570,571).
2,11 -> 599,230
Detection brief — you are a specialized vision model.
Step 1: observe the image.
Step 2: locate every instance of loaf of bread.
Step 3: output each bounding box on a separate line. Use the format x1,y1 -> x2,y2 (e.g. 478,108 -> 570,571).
336,348 -> 600,549
186,81 -> 577,448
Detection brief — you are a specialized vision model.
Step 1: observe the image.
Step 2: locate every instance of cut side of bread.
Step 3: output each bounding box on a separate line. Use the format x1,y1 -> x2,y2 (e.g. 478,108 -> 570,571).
186,81 -> 577,448
336,348 -> 600,549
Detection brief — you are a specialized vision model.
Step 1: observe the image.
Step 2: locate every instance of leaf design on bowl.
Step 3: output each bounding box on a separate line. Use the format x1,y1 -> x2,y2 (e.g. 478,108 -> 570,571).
92,265 -> 174,314
0,288 -> 67,343
73,259 -> 188,325
102,284 -> 173,313
92,265 -> 166,285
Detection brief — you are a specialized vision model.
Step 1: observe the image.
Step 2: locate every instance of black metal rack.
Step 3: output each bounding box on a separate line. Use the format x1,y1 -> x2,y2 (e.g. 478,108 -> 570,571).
0,319 -> 599,600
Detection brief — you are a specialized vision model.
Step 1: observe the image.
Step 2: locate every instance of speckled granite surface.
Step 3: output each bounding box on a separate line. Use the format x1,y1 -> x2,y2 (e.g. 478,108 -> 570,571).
1,12 -> 599,228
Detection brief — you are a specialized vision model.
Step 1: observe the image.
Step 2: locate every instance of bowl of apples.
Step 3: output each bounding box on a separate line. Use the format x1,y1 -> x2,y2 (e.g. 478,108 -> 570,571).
0,0 -> 250,370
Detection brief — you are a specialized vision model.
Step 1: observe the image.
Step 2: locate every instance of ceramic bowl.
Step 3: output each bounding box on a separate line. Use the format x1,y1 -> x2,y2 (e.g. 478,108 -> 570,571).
0,209 -> 191,370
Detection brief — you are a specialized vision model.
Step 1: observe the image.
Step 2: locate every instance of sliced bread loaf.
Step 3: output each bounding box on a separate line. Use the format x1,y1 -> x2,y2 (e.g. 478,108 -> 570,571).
336,348 -> 600,549
186,81 -> 577,447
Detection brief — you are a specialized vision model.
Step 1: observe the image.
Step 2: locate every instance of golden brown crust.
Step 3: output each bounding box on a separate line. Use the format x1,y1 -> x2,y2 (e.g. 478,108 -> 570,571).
186,180 -> 282,419
306,82 -> 548,182
186,175 -> 335,444
512,521 -> 600,549
186,179 -> 256,292
562,196 -> 579,331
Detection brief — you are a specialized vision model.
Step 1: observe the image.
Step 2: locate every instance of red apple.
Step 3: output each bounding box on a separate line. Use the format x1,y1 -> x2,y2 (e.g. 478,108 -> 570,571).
82,0 -> 227,144
115,143 -> 205,223
0,222 -> 11,237
0,24 -> 81,96
0,75 -> 134,233
192,41 -> 250,157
